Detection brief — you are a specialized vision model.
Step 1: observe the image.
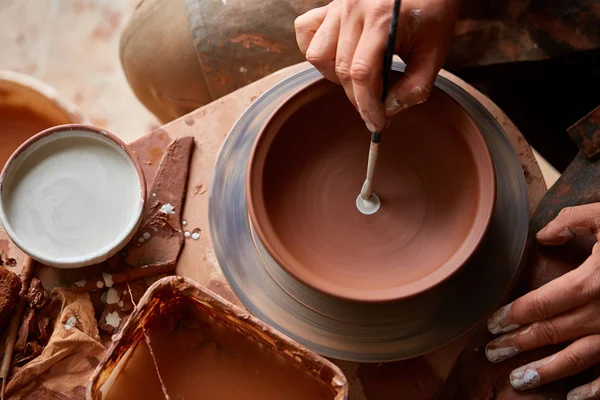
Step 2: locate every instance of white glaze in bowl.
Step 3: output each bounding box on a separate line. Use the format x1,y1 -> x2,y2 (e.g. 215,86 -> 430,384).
0,125 -> 145,268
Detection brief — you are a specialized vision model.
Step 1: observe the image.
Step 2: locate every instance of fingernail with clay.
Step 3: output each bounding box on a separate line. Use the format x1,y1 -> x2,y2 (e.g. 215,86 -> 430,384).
571,226 -> 592,236
568,383 -> 600,400
487,302 -> 519,334
510,366 -> 541,390
385,86 -> 427,116
485,344 -> 520,363
510,355 -> 556,391
559,227 -> 574,239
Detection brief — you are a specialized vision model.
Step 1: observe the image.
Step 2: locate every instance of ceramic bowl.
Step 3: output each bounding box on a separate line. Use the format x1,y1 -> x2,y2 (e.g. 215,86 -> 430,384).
0,69 -> 87,169
246,77 -> 496,302
0,125 -> 146,268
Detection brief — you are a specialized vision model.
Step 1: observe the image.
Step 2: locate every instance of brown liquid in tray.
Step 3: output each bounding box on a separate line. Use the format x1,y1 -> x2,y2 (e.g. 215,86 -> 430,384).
105,299 -> 336,400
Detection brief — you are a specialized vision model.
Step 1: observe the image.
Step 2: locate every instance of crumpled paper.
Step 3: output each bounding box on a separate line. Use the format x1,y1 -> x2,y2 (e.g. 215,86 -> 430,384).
6,288 -> 104,399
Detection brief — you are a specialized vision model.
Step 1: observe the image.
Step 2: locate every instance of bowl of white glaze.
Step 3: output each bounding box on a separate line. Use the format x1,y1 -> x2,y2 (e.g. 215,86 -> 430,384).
0,125 -> 146,268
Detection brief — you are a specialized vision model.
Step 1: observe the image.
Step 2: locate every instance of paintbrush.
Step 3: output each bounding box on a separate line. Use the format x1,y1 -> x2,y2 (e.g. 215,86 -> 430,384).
358,0 -> 401,214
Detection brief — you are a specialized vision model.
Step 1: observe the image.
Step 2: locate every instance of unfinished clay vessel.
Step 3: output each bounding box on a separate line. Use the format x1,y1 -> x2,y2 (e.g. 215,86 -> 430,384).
247,77 -> 496,302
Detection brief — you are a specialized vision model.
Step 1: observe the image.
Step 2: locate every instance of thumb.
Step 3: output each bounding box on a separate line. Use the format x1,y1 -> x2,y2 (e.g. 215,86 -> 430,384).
536,203 -> 600,246
383,50 -> 441,117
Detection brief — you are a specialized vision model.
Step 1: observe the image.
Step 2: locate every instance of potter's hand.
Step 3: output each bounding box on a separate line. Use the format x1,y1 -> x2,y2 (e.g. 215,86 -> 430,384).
486,203 -> 600,398
294,0 -> 462,132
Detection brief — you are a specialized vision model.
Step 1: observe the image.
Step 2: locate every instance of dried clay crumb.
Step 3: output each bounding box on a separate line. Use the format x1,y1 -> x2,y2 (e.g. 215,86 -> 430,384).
105,311 -> 121,329
159,203 -> 176,215
64,316 -> 77,331
102,272 -> 114,287
106,288 -> 120,305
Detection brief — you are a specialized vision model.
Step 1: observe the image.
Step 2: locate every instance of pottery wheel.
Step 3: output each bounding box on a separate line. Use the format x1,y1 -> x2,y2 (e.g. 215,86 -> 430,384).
209,63 -> 529,362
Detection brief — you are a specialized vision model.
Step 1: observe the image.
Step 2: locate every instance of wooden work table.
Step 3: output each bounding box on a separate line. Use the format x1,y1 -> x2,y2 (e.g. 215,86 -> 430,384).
0,62 -> 548,399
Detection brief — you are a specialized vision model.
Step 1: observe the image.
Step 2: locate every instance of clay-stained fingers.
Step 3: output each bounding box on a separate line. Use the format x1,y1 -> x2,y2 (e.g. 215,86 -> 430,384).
487,258 -> 595,334
486,303 -> 600,363
350,16 -> 389,132
334,4 -> 363,109
509,335 -> 600,391
537,203 -> 600,246
304,2 -> 341,83
568,375 -> 600,399
383,48 -> 441,117
295,6 -> 329,55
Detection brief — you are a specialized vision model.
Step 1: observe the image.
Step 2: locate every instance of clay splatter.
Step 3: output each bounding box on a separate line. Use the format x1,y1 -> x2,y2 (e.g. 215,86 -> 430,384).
160,203 -> 176,215
106,288 -> 120,304
64,316 -> 77,331
230,34 -> 283,53
102,272 -> 114,287
194,183 -> 208,195
105,311 -> 121,329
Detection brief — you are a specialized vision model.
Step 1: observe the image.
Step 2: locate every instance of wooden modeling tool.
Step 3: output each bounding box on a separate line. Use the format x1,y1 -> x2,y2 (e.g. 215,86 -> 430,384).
356,0 -> 401,215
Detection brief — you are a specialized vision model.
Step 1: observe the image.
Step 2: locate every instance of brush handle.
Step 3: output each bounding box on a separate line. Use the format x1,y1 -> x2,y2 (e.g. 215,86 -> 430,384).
381,0 -> 401,104
360,140 -> 380,199
362,0 -> 401,200
370,0 -> 400,139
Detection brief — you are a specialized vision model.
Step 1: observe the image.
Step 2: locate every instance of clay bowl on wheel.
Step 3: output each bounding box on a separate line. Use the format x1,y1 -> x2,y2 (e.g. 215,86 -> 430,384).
246,76 -> 496,303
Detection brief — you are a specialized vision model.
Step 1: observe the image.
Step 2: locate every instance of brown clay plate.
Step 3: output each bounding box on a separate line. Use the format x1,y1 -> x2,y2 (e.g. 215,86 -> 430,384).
209,63 -> 528,362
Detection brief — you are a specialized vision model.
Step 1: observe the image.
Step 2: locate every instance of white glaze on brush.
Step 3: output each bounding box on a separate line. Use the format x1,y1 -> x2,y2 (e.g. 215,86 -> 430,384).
0,131 -> 141,263
356,193 -> 381,215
